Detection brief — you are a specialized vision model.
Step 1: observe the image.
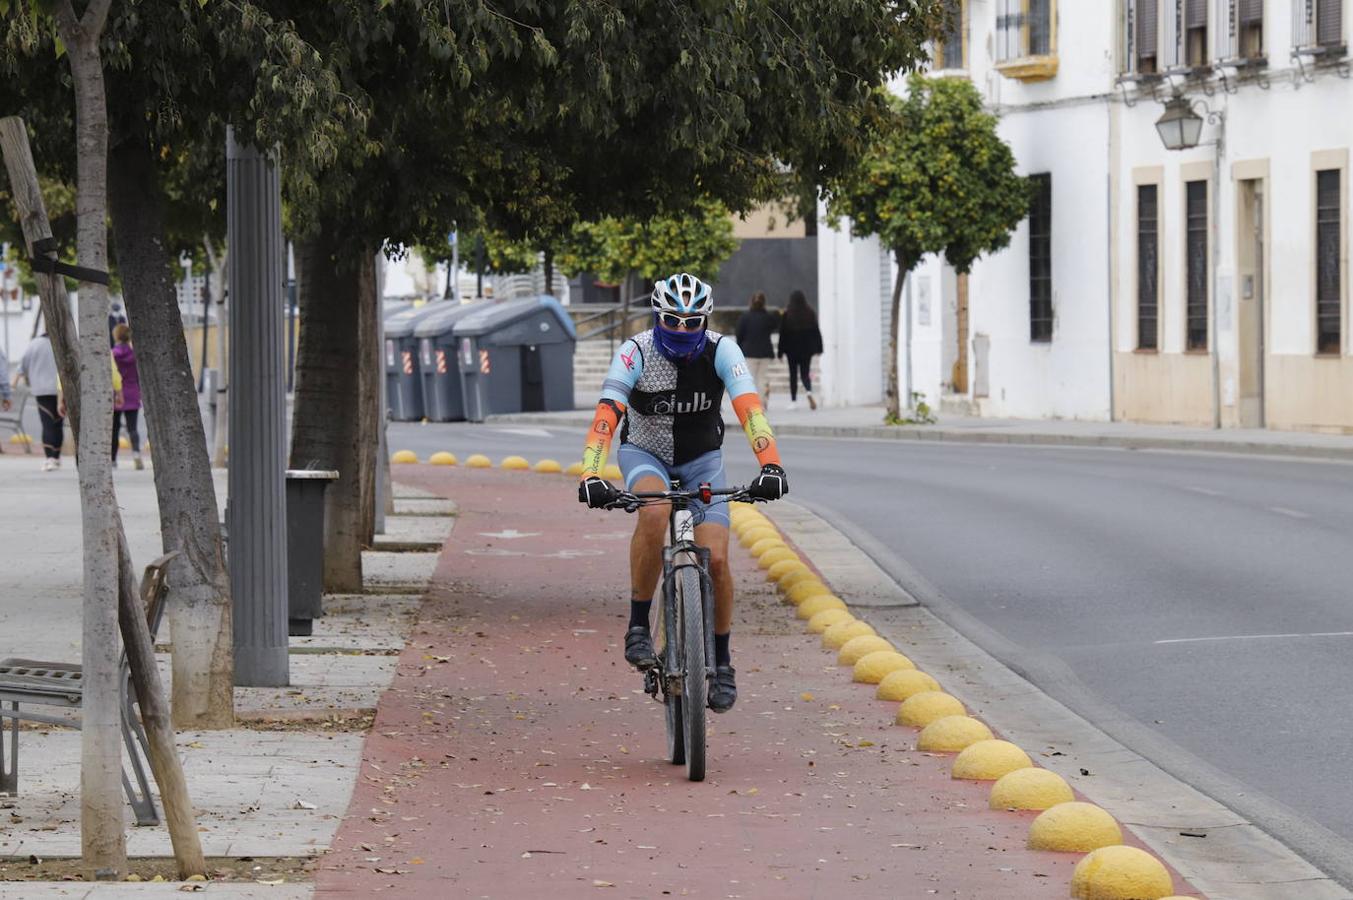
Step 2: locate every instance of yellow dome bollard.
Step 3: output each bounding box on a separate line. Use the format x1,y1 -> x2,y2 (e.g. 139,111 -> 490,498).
9,433 -> 33,445
739,526 -> 779,548
1070,846 -> 1174,900
758,546 -> 797,569
533,459 -> 563,473
565,461 -> 584,476
429,451 -> 458,466
1028,802 -> 1123,853
876,669 -> 941,702
391,450 -> 419,464
852,649 -> 915,683
749,536 -> 786,557
465,454 -> 492,468
989,768 -> 1075,811
822,618 -> 875,650
806,608 -> 853,634
787,579 -> 831,605
797,594 -> 847,620
500,455 -> 530,470
602,463 -> 623,481
952,740 -> 1033,781
837,634 -> 894,666
896,691 -> 965,727
917,716 -> 995,752
778,567 -> 820,592
767,558 -> 808,584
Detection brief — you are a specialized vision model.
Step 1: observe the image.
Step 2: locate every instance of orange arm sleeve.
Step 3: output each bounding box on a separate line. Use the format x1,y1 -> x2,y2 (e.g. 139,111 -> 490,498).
731,392 -> 782,467
581,399 -> 625,479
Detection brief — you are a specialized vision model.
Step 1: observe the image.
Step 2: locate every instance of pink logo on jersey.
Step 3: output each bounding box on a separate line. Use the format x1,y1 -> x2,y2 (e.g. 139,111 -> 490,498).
620,347 -> 636,371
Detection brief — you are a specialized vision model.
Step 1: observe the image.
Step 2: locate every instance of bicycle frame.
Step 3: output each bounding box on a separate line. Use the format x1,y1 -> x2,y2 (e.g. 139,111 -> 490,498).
658,488 -> 716,697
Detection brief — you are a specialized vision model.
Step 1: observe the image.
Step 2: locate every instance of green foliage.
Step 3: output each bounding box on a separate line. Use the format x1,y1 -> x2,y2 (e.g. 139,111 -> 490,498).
885,392 -> 937,425
556,199 -> 739,286
824,74 -> 1029,274
417,227 -> 539,276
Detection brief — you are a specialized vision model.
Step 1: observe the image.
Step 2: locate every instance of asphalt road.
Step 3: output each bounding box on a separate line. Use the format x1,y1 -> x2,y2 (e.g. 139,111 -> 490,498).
389,419 -> 1353,878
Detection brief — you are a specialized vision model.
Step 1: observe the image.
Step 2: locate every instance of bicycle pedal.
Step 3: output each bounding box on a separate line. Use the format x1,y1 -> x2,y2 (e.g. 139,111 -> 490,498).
643,668 -> 659,697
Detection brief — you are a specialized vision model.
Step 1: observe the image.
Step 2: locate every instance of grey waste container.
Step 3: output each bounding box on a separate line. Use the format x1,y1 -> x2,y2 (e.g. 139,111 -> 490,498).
286,469 -> 339,637
455,296 -> 577,422
414,301 -> 485,422
383,303 -> 447,421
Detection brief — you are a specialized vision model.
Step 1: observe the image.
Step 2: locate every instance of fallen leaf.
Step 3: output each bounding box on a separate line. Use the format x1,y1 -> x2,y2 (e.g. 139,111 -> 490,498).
800,692 -> 814,702
292,799 -> 317,811
593,881 -> 615,888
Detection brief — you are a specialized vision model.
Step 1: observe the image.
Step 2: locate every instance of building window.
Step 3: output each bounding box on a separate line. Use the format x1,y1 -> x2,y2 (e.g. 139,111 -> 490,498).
1294,0 -> 1345,52
1185,180 -> 1209,351
1183,0 -> 1208,65
937,0 -> 966,69
1029,174 -> 1053,343
1137,184 -> 1160,350
1130,0 -> 1160,74
996,0 -> 1059,79
1235,0 -> 1265,59
1316,169 -> 1343,354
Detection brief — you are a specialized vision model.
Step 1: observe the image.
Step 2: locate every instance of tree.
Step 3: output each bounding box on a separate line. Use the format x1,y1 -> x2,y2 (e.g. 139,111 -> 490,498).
824,75 -> 1029,421
556,199 -> 740,302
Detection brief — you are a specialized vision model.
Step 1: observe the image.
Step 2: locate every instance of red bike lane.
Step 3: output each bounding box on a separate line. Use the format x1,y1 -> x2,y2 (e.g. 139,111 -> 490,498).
314,467 -> 1089,898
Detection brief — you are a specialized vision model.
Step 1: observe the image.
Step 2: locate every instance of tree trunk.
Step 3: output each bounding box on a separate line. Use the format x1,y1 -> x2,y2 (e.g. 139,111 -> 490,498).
290,228 -> 375,592
543,248 -> 554,297
357,252 -> 380,545
952,272 -> 969,395
116,541 -> 206,878
886,249 -> 910,422
108,126 -> 235,729
49,1 -> 124,874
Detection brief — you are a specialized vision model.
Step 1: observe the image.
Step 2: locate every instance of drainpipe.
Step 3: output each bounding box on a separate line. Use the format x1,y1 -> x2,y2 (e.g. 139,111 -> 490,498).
903,269 -> 913,412
1210,111 -> 1226,430
1105,98 -> 1117,422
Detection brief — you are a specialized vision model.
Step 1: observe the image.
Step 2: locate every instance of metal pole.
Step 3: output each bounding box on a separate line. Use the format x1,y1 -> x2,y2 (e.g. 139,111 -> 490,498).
226,127 -> 289,687
449,231 -> 459,301
198,269 -> 210,392
286,242 -> 297,393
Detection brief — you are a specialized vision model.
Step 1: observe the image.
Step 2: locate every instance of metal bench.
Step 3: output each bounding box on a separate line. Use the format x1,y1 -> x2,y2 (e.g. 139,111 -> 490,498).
0,552 -> 178,826
0,384 -> 33,453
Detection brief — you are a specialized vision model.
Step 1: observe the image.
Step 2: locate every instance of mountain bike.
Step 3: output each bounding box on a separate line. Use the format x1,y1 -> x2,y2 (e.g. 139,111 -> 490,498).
608,482 -> 755,782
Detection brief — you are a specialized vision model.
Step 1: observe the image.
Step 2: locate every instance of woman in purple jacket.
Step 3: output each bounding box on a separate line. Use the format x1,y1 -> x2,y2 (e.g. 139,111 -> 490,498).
111,323 -> 144,469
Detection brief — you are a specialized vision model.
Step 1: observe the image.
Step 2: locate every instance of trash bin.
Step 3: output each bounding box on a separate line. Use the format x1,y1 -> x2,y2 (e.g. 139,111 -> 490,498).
286,469 -> 339,637
383,303 -> 447,421
455,295 -> 577,422
414,300 -> 486,422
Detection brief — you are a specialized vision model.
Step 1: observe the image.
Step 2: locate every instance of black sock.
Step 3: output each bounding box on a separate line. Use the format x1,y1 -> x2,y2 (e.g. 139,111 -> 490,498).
714,631 -> 731,667
629,599 -> 652,630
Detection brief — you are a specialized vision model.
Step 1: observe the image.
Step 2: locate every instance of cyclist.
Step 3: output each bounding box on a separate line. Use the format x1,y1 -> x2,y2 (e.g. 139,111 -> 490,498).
578,272 -> 789,713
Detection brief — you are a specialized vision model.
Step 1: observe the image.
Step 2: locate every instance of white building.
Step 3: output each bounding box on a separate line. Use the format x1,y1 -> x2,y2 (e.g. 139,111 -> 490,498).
819,0 -> 1353,432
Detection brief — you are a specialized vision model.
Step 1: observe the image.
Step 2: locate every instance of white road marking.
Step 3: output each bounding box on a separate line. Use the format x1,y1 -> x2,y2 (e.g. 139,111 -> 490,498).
492,427 -> 553,437
1155,631 -> 1353,645
1268,506 -> 1311,519
479,529 -> 541,539
1185,485 -> 1223,497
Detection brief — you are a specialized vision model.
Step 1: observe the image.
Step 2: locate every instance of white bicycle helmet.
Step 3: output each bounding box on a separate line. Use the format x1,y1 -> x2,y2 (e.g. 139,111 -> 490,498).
651,273 -> 714,317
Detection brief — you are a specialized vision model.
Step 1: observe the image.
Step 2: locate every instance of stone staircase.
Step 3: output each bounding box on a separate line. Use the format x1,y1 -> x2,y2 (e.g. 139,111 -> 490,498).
572,339 -> 821,409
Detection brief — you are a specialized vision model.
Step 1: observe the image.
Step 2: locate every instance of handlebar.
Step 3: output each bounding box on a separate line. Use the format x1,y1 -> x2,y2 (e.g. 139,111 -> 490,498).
605,485 -> 758,513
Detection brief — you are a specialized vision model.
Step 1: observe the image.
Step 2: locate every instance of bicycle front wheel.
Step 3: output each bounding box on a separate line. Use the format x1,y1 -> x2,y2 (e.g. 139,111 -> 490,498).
656,604 -> 685,766
678,564 -> 707,782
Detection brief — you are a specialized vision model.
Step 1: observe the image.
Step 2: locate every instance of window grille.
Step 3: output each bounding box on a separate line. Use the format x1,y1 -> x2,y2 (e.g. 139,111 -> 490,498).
1137,185 -> 1160,351
1186,181 -> 1209,351
1316,169 -> 1343,354
1028,174 -> 1053,343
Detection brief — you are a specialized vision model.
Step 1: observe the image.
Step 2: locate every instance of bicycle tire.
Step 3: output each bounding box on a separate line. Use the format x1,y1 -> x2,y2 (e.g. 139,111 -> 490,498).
679,563 -> 707,781
656,607 -> 685,765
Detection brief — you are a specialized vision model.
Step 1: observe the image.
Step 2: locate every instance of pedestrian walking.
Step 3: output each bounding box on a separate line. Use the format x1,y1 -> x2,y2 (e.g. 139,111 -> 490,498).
734,291 -> 778,406
111,323 -> 144,469
0,346 -> 11,412
17,332 -> 62,469
777,289 -> 823,410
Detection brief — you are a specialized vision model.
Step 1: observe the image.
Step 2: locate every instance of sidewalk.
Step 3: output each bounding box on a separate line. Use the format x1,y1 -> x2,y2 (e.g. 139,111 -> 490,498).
310,467 -> 1197,899
0,456 -> 449,897
488,405 -> 1353,461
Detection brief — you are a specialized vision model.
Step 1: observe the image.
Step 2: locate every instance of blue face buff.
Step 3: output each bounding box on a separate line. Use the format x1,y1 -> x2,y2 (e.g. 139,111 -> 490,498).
653,314 -> 708,362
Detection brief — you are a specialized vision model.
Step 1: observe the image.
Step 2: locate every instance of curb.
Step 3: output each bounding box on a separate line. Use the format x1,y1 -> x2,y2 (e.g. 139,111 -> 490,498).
478,412 -> 1353,463
760,498 -> 1353,899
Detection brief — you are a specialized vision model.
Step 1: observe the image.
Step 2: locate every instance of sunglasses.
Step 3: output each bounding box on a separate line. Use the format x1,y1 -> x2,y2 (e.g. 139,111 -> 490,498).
659,312 -> 707,331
